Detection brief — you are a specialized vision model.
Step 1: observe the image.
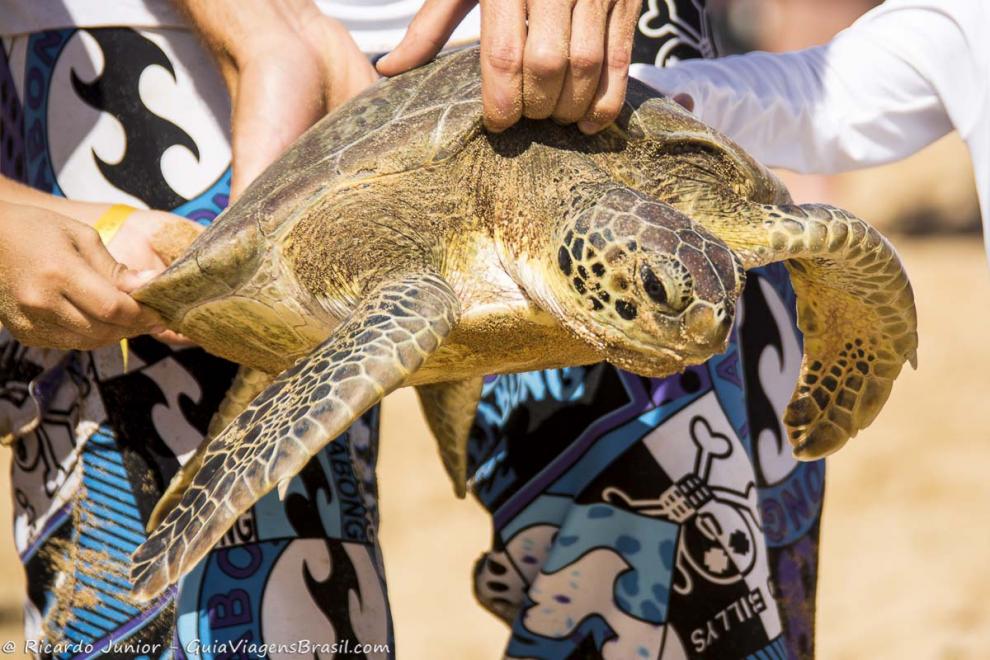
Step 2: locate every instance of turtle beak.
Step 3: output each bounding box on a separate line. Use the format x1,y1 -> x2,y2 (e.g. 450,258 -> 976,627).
682,304 -> 733,356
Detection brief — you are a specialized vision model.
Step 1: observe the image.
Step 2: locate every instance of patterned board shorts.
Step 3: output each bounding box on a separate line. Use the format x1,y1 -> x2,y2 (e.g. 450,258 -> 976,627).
0,3 -> 823,658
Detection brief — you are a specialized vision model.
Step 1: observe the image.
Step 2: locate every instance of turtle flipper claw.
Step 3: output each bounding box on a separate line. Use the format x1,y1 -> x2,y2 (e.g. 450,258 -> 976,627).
131,273 -> 460,602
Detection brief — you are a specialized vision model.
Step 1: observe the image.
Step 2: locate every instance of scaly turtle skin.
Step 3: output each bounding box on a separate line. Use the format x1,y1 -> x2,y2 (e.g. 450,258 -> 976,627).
128,47 -> 917,601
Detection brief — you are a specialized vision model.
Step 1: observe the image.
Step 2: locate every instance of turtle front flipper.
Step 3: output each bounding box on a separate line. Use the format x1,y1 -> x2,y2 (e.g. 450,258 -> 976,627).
147,367 -> 274,531
742,203 -> 918,459
129,272 -> 460,602
416,378 -> 484,498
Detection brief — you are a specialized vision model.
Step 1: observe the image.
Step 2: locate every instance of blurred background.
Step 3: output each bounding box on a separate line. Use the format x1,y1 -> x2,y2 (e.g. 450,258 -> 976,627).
1,1 -> 988,658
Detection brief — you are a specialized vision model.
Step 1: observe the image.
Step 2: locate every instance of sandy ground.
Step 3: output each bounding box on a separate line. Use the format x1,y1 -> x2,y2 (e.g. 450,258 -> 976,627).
0,236 -> 985,659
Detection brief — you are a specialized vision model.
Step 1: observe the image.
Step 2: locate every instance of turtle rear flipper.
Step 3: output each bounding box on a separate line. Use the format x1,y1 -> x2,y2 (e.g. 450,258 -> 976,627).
130,272 -> 460,602
744,203 -> 918,459
416,378 -> 484,498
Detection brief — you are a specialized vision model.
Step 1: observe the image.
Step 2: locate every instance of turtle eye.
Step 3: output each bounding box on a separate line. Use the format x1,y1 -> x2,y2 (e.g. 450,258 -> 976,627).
639,258 -> 693,313
640,264 -> 668,305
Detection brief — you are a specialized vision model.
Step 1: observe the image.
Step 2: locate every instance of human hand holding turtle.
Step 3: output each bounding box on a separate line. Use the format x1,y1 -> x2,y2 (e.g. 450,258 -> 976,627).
0,176 -> 203,349
105,208 -> 204,278
377,0 -> 642,133
0,201 -> 165,350
104,210 -> 206,347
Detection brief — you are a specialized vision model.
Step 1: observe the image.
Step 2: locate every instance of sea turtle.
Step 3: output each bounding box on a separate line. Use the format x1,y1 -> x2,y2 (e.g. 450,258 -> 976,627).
128,46 -> 917,601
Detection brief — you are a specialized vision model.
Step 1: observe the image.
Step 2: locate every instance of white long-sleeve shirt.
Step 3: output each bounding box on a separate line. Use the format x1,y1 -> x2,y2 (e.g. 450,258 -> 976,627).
630,0 -> 990,259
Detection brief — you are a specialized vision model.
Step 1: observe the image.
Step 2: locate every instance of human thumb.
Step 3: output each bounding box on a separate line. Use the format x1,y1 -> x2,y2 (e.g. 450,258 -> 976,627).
115,268 -> 161,294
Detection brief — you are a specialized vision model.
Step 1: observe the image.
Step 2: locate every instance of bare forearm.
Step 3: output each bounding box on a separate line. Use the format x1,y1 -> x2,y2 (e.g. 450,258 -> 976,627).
174,0 -> 376,198
0,176 -> 111,225
173,0 -> 324,76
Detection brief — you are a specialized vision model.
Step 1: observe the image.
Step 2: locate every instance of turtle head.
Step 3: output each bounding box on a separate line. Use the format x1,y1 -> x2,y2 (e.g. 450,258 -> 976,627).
547,187 -> 745,376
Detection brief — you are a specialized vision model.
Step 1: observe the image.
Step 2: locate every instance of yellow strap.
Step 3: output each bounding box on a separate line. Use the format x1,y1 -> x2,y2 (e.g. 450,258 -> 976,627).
93,204 -> 138,371
93,203 -> 137,245
120,338 -> 130,373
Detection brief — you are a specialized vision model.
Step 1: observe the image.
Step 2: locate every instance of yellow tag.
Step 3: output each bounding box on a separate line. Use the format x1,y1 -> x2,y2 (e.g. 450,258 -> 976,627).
94,203 -> 137,245
94,204 -> 138,371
